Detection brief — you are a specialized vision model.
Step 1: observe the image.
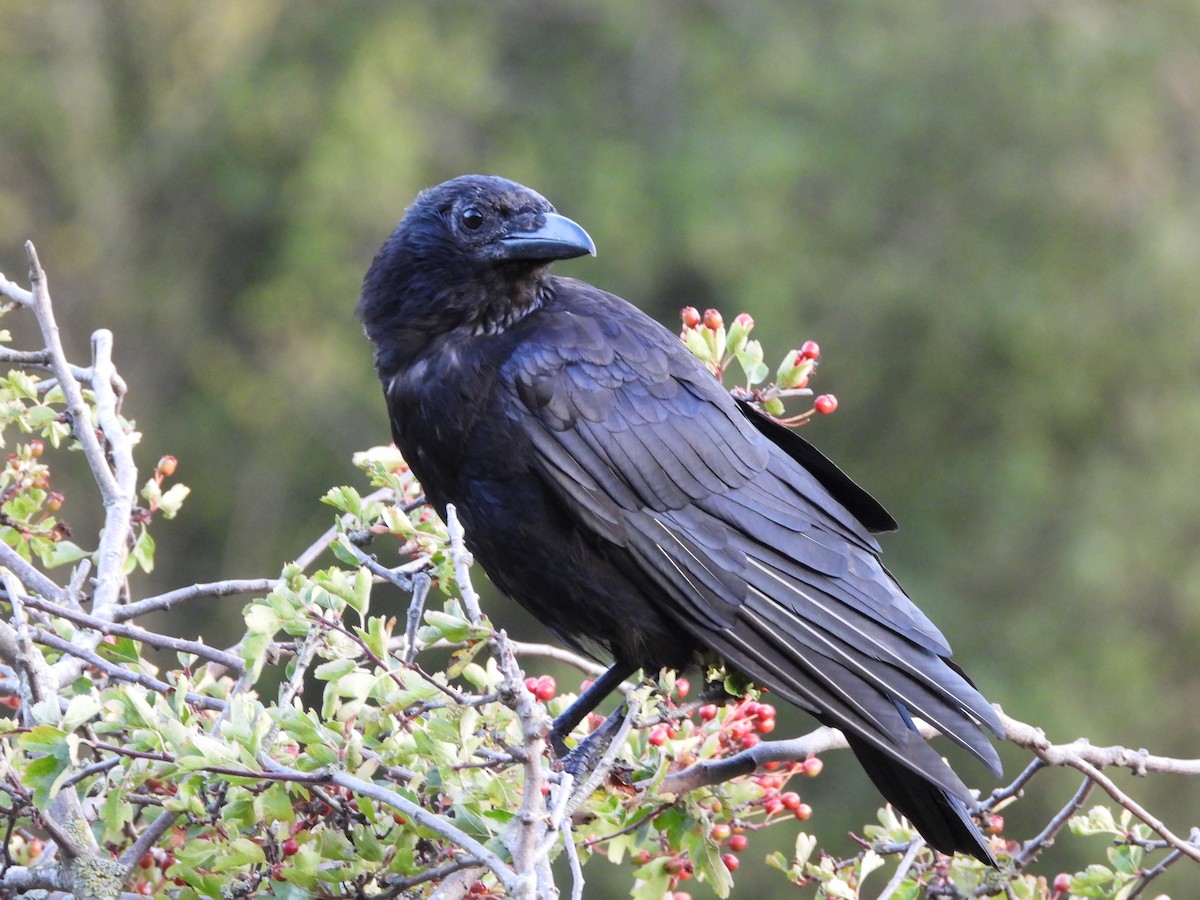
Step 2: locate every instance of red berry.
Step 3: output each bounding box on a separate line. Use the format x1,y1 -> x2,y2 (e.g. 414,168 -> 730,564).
721,853 -> 739,871
535,675 -> 556,701
674,677 -> 690,698
0,696 -> 20,710
673,894 -> 693,900
756,703 -> 775,719
681,307 -> 702,329
702,308 -> 723,331
524,677 -> 538,694
136,882 -> 154,896
634,849 -> 653,865
709,823 -> 732,842
698,704 -> 718,722
1052,873 -> 1071,894
764,797 -> 784,815
139,852 -> 155,869
741,733 -> 760,749
756,717 -> 776,734
663,856 -> 688,875
157,455 -> 178,477
780,792 -> 801,811
728,834 -> 748,853
800,340 -> 820,360
27,838 -> 44,860
984,813 -> 1004,835
794,802 -> 813,821
740,700 -> 759,717
814,394 -> 838,415
281,838 -> 300,857
647,725 -> 669,747
29,440 -> 43,458
802,757 -> 824,777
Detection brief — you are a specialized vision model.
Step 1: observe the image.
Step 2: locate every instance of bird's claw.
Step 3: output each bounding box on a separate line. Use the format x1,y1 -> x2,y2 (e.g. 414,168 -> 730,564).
553,707 -> 626,779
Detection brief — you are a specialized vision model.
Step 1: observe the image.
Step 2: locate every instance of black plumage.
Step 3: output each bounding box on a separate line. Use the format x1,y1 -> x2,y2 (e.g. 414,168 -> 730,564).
358,174 -> 1002,863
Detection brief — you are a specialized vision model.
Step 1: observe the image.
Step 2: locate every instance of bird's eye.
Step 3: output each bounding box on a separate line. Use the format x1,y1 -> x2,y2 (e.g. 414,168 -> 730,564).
461,208 -> 485,231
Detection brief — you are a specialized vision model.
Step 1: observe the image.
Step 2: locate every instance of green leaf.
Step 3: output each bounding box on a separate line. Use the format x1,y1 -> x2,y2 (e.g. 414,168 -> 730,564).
314,658 -> 359,682
157,483 -> 190,518
127,526 -> 156,574
631,860 -> 673,900
694,836 -> 734,898
60,695 -> 101,733
41,539 -> 92,569
98,635 -> 141,664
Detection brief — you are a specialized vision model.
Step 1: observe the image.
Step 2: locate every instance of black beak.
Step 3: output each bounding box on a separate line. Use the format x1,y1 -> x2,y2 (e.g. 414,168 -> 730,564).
497,213 -> 596,262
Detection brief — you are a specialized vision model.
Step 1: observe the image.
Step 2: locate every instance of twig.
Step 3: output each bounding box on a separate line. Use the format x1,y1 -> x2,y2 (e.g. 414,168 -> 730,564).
116,578 -> 279,621
87,328 -> 136,615
446,504 -> 481,623
1000,710 -> 1200,863
402,570 -> 432,663
492,628 -> 549,893
15,592 -> 244,673
0,541 -> 68,606
292,486 -> 394,570
980,757 -> 1045,811
659,723 -> 848,794
507,640 -> 615,681
877,837 -> 926,900
562,815 -> 584,900
32,629 -> 226,711
1015,776 -> 1094,868
325,767 -> 519,893
22,245 -> 122,556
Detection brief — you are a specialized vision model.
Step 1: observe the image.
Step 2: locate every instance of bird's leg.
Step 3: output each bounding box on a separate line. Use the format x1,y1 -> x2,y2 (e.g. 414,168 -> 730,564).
560,703 -> 628,779
548,661 -> 636,758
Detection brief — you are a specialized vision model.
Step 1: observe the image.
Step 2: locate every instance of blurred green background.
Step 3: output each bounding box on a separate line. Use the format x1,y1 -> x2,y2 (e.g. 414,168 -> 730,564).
2,1 -> 1198,893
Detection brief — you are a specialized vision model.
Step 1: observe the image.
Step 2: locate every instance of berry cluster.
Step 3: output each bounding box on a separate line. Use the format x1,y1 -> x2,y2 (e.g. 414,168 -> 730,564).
678,307 -> 837,426
524,674 -> 557,702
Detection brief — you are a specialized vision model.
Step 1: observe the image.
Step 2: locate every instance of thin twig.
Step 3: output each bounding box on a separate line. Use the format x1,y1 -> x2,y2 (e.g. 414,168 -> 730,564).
1015,776 -> 1094,868
877,837 -> 926,900
403,571 -> 431,663
446,504 -> 481,623
32,629 -> 226,711
325,767 -> 519,893
16,592 -> 244,673
116,578 -> 279,621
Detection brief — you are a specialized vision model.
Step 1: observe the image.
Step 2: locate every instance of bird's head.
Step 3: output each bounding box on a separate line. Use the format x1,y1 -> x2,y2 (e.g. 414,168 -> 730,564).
358,175 -> 595,347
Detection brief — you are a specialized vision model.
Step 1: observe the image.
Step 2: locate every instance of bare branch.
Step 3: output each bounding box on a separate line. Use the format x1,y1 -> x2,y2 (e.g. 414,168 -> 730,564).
446,503 -> 482,623
116,578 -> 279,621
0,266 -> 34,305
32,629 -> 226,711
403,570 -> 431,663
1015,775 -> 1094,868
16,591 -> 244,673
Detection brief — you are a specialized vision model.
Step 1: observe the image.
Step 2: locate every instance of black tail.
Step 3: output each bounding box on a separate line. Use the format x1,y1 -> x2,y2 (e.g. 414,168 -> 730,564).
845,733 -> 997,866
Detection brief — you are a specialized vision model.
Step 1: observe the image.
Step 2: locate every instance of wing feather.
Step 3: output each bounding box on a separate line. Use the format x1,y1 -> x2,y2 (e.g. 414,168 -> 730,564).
500,285 -> 999,791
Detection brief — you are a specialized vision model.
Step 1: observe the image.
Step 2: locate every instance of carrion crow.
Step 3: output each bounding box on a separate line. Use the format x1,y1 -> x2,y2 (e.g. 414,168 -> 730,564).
358,174 -> 1002,863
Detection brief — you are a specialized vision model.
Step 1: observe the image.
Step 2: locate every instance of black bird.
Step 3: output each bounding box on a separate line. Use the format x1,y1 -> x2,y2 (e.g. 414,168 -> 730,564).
358,175 -> 1002,863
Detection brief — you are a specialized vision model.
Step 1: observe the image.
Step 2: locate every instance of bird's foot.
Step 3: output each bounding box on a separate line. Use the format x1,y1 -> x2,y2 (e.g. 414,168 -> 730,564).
554,706 -> 626,780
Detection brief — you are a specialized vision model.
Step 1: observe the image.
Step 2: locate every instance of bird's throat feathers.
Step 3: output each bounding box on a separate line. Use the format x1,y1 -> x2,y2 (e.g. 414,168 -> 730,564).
359,246 -> 553,373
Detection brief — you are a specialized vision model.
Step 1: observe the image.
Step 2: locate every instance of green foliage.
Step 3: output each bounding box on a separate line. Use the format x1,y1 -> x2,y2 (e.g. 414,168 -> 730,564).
2,3 -> 1200,889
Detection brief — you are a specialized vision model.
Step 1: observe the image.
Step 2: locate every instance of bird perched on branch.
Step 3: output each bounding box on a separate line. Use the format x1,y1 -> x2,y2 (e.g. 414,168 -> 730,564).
358,174 -> 1002,863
